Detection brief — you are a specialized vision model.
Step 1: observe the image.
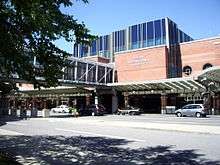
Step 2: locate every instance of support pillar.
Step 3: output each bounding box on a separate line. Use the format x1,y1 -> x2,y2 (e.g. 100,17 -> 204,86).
216,95 -> 220,115
43,100 -> 47,109
170,96 -> 176,107
86,95 -> 91,106
112,89 -> 118,114
124,93 -> 129,108
213,95 -> 217,115
161,94 -> 167,114
31,98 -> 38,117
56,99 -> 59,107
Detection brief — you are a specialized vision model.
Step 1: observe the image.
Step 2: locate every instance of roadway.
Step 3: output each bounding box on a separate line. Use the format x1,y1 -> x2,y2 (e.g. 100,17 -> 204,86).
0,114 -> 220,164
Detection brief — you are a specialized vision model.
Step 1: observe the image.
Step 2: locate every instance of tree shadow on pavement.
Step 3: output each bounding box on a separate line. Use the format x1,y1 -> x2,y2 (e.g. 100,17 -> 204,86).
0,116 -> 22,127
0,135 -> 219,165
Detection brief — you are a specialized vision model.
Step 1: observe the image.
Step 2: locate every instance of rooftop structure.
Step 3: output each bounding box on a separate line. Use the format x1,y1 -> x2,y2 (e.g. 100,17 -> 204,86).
73,17 -> 193,61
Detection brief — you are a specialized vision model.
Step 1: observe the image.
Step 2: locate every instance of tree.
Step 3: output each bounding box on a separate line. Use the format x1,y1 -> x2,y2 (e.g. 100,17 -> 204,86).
0,0 -> 95,94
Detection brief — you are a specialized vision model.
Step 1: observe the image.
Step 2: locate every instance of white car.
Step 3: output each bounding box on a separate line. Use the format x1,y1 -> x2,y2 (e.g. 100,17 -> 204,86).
51,105 -> 70,113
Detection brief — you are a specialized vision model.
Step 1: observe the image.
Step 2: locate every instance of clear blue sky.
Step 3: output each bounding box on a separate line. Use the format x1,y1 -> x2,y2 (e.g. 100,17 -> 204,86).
55,0 -> 220,54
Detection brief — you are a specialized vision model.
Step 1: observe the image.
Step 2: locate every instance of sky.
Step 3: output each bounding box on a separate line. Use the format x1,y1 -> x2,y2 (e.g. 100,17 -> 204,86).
55,0 -> 220,54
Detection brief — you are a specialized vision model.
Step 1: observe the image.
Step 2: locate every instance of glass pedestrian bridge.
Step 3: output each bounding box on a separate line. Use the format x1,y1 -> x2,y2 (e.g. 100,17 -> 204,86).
60,57 -> 114,85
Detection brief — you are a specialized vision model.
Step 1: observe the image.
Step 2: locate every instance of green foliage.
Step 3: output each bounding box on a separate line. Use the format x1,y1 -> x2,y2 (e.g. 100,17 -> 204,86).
0,0 -> 96,92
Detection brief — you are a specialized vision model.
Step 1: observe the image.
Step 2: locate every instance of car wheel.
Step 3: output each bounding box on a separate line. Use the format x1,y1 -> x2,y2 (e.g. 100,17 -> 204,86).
176,112 -> 182,117
196,112 -> 201,118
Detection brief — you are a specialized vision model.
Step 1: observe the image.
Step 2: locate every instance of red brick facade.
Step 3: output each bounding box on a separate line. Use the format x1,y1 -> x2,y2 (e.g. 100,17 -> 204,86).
114,37 -> 220,82
180,37 -> 220,77
115,45 -> 168,82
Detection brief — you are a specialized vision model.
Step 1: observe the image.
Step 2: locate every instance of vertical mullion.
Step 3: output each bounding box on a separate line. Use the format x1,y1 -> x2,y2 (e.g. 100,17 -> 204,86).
74,61 -> 78,81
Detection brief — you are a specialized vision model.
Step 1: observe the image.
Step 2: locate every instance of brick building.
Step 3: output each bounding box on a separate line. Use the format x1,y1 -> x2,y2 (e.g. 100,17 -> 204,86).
74,17 -> 220,114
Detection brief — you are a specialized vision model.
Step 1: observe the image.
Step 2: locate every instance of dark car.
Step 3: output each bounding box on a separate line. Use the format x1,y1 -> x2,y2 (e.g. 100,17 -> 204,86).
79,104 -> 106,116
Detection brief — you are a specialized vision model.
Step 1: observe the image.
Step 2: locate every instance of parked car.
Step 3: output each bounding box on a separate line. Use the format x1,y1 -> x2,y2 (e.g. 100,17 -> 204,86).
79,104 -> 106,116
51,105 -> 70,113
175,104 -> 206,117
117,106 -> 141,115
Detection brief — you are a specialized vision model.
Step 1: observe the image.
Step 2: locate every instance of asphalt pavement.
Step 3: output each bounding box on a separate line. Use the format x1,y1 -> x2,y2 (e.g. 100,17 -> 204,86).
0,114 -> 220,164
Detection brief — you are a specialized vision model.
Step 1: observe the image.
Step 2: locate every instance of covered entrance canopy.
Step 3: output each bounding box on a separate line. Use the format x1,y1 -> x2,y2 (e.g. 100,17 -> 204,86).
17,86 -> 93,98
108,67 -> 220,114
108,66 -> 220,94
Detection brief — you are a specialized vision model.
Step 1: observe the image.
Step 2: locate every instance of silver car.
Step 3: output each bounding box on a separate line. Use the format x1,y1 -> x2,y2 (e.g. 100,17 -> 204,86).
175,104 -> 206,118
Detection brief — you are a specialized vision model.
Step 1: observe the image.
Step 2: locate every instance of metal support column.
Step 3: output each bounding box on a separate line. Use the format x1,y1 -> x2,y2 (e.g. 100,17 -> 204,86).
104,66 -> 107,84
85,63 -> 89,82
95,64 -> 98,83
74,61 -> 78,81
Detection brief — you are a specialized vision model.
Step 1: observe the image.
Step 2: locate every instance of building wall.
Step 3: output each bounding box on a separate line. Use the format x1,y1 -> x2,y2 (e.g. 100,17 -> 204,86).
83,56 -> 110,63
180,37 -> 220,77
115,45 -> 168,82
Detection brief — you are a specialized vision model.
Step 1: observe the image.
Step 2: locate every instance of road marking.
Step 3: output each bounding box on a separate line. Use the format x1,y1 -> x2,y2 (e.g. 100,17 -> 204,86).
55,128 -> 145,142
0,128 -> 24,135
6,122 -> 27,126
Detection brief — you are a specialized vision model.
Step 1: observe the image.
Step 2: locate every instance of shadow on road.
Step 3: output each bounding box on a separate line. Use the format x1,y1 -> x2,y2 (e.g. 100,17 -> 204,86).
0,116 -> 22,127
0,135 -> 219,165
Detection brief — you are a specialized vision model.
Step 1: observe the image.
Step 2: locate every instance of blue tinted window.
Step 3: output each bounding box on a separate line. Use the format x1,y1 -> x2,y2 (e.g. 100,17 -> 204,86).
184,34 -> 187,42
142,23 -> 147,47
143,23 -> 146,41
120,30 -> 123,47
104,35 -> 109,50
169,20 -> 173,44
131,25 -> 137,43
91,40 -> 96,55
173,23 -> 178,44
162,19 -> 166,36
103,35 -> 110,57
114,32 -> 118,52
161,19 -> 166,44
154,20 -> 161,38
154,20 -> 161,45
84,46 -> 88,56
138,24 -> 141,41
131,25 -> 139,49
147,21 -> 154,39
179,30 -> 183,42
120,30 -> 126,51
79,45 -> 88,57
182,33 -> 185,42
73,44 -> 78,57
99,36 -> 103,51
114,30 -> 126,52
79,45 -> 83,57
147,21 -> 154,46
